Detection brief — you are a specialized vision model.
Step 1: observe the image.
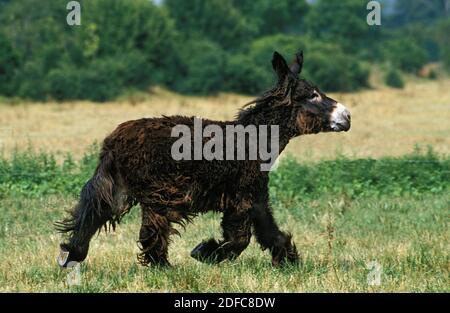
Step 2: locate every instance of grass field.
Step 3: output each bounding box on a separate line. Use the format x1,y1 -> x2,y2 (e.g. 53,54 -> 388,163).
0,79 -> 449,292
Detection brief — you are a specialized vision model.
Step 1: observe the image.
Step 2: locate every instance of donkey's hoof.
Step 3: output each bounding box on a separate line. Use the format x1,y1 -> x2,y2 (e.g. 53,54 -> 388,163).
138,254 -> 172,268
190,239 -> 221,263
271,243 -> 301,267
57,244 -> 87,268
272,255 -> 301,267
57,247 -> 78,268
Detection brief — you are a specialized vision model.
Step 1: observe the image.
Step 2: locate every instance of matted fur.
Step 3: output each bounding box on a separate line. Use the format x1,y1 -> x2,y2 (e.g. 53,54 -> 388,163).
56,50 -> 348,267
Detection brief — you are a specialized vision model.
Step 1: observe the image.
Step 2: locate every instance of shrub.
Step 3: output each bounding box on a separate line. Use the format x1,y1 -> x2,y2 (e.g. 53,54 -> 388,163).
245,34 -> 305,90
383,38 -> 427,73
0,33 -> 19,96
15,60 -> 47,100
223,54 -> 269,94
249,34 -> 309,70
435,19 -> 450,72
173,40 -> 228,94
248,34 -> 369,92
45,67 -> 82,101
428,69 -> 438,80
305,0 -> 372,53
165,0 -> 256,50
0,0 -> 177,101
385,69 -> 405,89
44,52 -> 151,102
232,0 -> 309,36
270,149 -> 449,201
1,147 -> 448,199
82,0 -> 179,86
306,51 -> 369,92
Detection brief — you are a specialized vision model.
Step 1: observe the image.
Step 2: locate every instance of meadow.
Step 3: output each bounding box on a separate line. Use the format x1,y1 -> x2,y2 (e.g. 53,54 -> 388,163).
0,79 -> 449,292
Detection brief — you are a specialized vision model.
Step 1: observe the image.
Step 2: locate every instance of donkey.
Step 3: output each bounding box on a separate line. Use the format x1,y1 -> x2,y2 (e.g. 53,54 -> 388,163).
56,50 -> 351,268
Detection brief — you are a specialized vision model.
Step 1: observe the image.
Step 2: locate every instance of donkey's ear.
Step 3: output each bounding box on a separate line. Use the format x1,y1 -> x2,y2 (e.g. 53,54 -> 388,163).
272,51 -> 290,81
290,50 -> 303,76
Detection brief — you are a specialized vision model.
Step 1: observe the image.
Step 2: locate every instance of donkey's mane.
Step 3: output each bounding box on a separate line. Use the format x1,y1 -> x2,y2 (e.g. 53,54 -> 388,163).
236,78 -> 301,122
235,92 -> 275,122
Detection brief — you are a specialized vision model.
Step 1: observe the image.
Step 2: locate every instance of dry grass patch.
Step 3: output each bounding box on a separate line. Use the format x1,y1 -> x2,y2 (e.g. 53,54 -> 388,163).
1,80 -> 449,161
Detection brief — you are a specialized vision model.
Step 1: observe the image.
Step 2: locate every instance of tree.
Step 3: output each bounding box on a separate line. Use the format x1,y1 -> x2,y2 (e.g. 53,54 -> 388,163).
164,0 -> 256,50
388,24 -> 439,62
232,0 -> 309,36
223,54 -> 269,94
388,0 -> 450,27
383,38 -> 427,73
173,40 -> 228,94
247,34 -> 369,92
0,0 -> 179,100
81,0 -> 179,85
385,69 -> 405,88
0,32 -> 19,95
306,0 -> 377,54
435,18 -> 450,70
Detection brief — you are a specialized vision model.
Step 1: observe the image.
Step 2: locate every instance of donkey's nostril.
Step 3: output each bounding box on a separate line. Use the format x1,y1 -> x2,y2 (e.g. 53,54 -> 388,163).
341,110 -> 351,121
343,111 -> 351,131
330,103 -> 351,132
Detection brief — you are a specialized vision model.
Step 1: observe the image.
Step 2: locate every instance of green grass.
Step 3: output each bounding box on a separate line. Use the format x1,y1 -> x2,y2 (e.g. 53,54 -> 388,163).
1,145 -> 448,199
0,148 -> 448,292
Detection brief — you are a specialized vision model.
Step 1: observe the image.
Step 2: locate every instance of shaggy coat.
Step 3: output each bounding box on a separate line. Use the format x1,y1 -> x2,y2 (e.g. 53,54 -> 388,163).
56,50 -> 351,267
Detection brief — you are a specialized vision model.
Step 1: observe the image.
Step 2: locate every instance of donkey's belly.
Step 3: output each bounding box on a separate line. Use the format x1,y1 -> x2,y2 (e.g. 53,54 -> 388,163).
136,175 -> 193,209
136,175 -> 225,216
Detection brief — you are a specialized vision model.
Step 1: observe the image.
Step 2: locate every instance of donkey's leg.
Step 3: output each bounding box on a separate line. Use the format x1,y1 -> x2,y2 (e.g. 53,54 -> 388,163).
251,203 -> 299,266
191,209 -> 251,263
138,205 -> 172,266
56,178 -> 132,267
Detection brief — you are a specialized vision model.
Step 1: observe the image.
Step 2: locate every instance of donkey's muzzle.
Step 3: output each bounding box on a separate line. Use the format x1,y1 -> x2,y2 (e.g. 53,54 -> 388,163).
330,103 -> 351,132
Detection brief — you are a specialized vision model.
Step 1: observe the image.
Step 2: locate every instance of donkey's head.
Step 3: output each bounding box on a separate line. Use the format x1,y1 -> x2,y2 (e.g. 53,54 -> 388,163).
269,50 -> 351,135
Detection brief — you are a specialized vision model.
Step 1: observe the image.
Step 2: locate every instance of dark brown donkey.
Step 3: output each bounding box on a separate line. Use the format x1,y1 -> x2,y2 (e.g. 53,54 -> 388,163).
56,50 -> 351,268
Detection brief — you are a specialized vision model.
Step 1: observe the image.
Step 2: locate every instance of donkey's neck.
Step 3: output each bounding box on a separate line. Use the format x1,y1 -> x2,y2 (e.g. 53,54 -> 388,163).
236,105 -> 298,154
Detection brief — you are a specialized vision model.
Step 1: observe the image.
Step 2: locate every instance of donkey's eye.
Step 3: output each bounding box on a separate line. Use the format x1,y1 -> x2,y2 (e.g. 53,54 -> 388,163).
308,93 -> 318,100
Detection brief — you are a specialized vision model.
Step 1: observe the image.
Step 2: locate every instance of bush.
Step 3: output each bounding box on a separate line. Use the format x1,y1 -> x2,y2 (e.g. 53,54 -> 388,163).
232,0 -> 309,36
1,147 -> 448,199
435,19 -> 450,72
270,149 -> 449,200
248,34 -> 313,90
0,0 -> 177,101
15,60 -> 47,100
0,0 -> 387,99
45,67 -> 82,101
306,51 -> 369,92
306,0 -> 373,53
223,54 -> 269,94
173,40 -> 228,94
248,34 -> 369,92
82,0 -> 179,86
249,34 -> 309,70
383,38 -> 427,73
385,69 -> 405,89
0,33 -> 18,96
428,69 -> 438,80
44,52 -> 151,102
165,0 -> 256,50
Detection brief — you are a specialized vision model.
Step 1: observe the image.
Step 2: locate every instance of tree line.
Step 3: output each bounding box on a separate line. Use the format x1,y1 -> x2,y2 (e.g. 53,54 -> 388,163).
0,0 -> 449,101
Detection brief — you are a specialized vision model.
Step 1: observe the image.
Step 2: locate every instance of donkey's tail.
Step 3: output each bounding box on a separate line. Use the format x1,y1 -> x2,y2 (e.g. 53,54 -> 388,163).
55,148 -> 119,266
